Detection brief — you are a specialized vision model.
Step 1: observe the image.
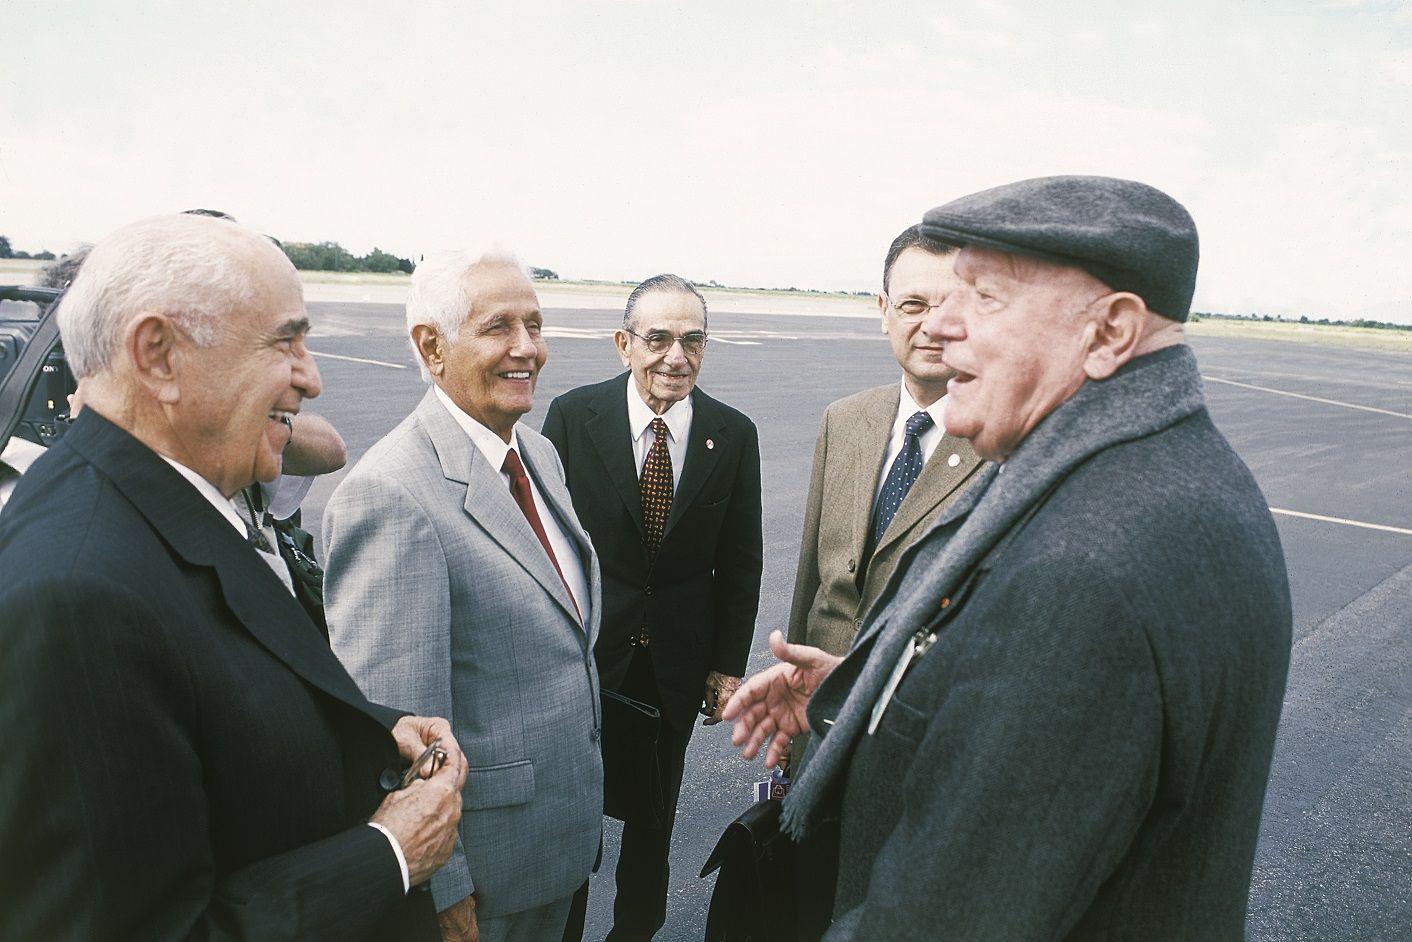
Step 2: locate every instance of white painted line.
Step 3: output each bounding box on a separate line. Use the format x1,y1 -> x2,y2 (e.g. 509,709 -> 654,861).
1270,507 -> 1412,536
710,338 -> 761,345
1204,375 -> 1412,420
543,327 -> 612,337
310,350 -> 408,369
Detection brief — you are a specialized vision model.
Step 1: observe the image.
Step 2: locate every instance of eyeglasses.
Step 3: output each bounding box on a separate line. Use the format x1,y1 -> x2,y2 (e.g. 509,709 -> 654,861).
885,295 -> 945,322
625,328 -> 709,356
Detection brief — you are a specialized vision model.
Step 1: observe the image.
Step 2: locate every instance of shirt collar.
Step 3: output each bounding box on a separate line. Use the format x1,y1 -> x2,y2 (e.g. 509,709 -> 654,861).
158,455 -> 248,536
897,381 -> 946,432
627,380 -> 693,445
433,384 -> 521,472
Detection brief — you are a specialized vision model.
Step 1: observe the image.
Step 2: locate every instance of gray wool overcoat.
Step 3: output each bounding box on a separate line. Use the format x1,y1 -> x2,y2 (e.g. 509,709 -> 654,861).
789,346 -> 1292,941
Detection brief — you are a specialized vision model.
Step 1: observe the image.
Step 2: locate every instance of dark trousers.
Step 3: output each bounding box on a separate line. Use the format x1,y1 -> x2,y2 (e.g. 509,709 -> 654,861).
563,648 -> 693,942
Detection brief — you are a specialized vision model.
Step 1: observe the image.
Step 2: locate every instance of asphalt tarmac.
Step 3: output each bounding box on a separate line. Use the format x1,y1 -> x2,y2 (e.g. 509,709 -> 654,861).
299,301 -> 1411,941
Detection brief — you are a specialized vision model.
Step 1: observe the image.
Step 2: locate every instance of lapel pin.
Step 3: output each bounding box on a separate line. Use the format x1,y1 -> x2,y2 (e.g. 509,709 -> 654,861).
947,453 -> 960,468
706,438 -> 715,450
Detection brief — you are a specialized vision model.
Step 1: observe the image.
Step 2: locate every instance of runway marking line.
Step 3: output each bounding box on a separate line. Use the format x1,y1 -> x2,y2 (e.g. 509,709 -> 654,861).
1204,375 -> 1412,420
310,351 -> 408,369
1269,507 -> 1412,536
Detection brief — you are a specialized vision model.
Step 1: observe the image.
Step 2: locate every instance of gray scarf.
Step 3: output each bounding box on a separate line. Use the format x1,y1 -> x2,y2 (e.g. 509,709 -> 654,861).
781,344 -> 1207,838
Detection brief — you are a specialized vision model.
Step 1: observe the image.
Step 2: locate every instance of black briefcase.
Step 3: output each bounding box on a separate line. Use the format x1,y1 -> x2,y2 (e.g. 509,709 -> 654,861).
600,689 -> 666,828
700,798 -> 837,942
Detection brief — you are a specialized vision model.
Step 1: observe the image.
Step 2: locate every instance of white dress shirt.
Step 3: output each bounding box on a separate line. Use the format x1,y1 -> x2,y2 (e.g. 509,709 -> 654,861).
627,382 -> 693,492
158,453 -> 411,894
873,383 -> 948,504
433,386 -> 591,624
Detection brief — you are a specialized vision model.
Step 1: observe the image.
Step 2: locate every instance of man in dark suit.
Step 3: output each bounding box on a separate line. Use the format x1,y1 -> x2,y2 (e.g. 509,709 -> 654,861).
543,273 -> 763,941
726,177 -> 1292,939
0,214 -> 466,940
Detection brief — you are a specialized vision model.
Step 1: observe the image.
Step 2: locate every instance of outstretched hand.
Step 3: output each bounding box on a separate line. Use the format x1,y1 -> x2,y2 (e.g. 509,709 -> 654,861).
723,630 -> 842,769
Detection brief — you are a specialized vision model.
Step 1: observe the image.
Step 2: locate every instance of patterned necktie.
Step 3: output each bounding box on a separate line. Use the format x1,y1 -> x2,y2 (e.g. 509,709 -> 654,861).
871,410 -> 935,544
502,448 -> 581,621
243,518 -> 274,554
639,417 -> 674,552
238,490 -> 275,554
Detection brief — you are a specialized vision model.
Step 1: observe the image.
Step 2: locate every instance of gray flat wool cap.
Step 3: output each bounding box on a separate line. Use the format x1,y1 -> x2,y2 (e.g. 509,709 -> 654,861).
920,175 -> 1199,321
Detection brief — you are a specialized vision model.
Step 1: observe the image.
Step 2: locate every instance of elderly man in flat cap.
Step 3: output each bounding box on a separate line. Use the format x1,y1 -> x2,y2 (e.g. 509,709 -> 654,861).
726,176 -> 1292,940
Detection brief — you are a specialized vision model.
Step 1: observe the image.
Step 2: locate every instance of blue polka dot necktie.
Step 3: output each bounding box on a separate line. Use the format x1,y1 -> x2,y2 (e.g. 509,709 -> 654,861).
871,410 -> 934,544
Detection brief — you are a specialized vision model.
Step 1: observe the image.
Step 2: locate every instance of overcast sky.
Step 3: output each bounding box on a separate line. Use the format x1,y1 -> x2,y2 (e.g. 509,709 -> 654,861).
3,0 -> 1410,320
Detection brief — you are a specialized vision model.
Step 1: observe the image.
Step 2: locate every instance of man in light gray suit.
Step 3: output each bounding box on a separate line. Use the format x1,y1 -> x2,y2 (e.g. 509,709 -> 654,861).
324,247 -> 603,942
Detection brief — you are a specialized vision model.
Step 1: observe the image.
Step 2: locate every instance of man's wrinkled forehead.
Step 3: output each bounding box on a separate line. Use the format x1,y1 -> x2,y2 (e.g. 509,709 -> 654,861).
956,246 -> 1110,295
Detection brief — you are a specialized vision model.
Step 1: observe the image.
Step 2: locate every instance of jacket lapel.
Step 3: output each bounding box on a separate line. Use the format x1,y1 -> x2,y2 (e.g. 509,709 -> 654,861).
67,411 -> 386,721
586,375 -> 647,543
417,391 -> 584,628
848,386 -> 901,558
662,388 -> 726,541
871,432 -> 984,558
520,436 -> 595,635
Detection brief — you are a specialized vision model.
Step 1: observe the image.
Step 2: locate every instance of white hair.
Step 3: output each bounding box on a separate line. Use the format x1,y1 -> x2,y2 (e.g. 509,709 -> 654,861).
58,214 -> 295,378
405,245 -> 526,381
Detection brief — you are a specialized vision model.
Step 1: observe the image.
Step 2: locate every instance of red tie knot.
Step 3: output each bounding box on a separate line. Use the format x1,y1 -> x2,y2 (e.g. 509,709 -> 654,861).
502,447 -> 527,480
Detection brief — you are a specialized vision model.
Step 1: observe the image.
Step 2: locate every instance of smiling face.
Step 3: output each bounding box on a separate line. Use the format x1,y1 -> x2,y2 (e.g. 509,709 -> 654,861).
879,245 -> 961,407
435,261 -> 546,440
175,258 -> 321,495
615,288 -> 707,414
928,246 -> 1106,461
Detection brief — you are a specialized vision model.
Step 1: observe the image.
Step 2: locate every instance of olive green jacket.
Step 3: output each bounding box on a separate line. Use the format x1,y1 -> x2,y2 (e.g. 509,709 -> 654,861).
787,383 -> 985,658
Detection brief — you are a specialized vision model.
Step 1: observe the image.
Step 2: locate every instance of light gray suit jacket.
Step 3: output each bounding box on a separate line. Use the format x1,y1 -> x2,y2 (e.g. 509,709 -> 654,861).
323,389 -> 603,919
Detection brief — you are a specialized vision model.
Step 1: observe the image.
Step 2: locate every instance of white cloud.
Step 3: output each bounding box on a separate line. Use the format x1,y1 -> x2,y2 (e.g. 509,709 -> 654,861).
1,0 -> 1409,320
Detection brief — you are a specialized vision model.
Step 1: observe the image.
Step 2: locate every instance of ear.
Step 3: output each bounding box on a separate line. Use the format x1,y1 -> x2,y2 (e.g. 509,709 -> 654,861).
1082,293 -> 1147,381
877,293 -> 890,335
411,324 -> 445,378
125,313 -> 184,405
613,329 -> 632,367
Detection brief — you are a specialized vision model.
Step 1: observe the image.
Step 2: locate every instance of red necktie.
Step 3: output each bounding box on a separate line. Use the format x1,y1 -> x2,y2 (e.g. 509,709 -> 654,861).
639,417 -> 673,552
502,448 -> 581,621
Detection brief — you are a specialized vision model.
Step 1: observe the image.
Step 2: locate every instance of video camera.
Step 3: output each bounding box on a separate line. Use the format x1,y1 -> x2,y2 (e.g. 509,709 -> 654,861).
0,286 -> 77,452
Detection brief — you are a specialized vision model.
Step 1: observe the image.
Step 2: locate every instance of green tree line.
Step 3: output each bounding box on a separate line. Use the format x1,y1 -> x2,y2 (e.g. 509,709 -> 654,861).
280,241 -> 415,274
0,236 -> 55,260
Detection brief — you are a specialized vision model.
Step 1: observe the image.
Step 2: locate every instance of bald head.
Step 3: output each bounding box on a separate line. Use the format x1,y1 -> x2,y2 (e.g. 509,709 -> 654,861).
59,214 -> 301,379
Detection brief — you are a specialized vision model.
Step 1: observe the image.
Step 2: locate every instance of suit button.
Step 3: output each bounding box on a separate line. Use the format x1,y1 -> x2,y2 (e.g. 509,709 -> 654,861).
378,767 -> 400,792
591,727 -> 601,743
645,585 -> 654,596
847,558 -> 857,573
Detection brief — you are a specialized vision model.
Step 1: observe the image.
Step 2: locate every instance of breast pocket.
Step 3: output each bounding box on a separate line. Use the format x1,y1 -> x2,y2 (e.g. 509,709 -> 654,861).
462,759 -> 535,810
875,691 -> 928,746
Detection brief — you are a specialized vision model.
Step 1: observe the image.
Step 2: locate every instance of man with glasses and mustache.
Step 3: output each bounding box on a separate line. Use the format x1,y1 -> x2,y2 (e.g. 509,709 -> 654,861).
544,274 -> 763,941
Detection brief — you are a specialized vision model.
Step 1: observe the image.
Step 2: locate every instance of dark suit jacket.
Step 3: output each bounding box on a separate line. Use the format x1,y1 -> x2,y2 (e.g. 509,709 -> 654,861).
542,373 -> 763,728
0,410 -> 437,941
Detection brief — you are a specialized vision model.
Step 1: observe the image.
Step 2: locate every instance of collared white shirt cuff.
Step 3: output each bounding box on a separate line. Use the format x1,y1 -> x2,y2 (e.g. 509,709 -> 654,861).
367,822 -> 411,894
